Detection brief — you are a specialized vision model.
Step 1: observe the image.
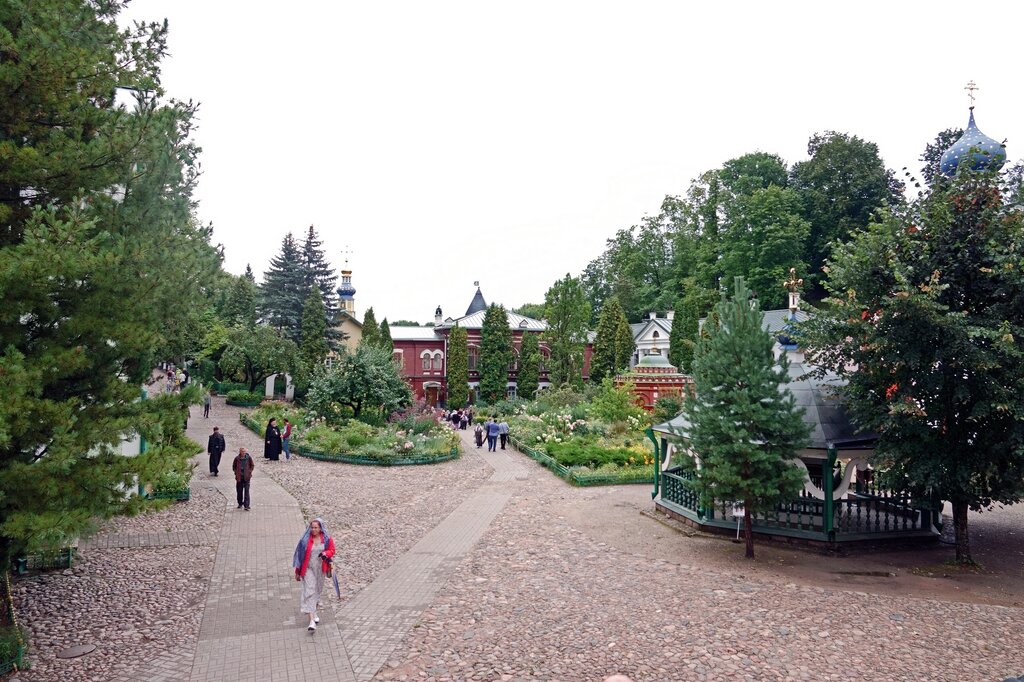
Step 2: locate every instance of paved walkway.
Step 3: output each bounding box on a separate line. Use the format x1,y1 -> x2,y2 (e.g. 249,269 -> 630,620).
139,405 -> 530,682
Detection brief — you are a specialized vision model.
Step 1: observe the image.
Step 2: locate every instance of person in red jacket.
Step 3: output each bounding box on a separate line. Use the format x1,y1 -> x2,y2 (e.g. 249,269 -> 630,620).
292,517 -> 335,631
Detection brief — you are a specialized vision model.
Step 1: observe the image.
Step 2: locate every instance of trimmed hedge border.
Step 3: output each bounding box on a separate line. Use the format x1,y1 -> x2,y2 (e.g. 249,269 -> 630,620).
226,399 -> 262,407
238,413 -> 460,466
510,436 -> 653,487
146,489 -> 191,501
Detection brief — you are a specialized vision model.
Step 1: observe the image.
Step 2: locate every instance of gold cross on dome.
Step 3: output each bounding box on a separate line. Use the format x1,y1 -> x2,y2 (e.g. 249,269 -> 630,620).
965,80 -> 979,108
783,268 -> 803,294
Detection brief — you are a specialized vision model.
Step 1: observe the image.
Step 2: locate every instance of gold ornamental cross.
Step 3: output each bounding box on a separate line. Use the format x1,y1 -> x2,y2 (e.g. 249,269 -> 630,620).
783,268 -> 803,294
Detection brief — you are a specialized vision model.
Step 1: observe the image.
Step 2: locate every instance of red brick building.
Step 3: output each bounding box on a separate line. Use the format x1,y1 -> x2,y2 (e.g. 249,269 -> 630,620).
390,286 -> 593,406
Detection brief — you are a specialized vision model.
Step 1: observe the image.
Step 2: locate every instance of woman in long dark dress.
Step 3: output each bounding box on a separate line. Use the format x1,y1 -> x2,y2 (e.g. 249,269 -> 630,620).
264,417 -> 282,461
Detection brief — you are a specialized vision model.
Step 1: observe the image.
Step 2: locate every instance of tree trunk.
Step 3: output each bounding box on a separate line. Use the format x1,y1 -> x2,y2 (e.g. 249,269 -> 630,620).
743,502 -> 754,559
952,500 -> 973,564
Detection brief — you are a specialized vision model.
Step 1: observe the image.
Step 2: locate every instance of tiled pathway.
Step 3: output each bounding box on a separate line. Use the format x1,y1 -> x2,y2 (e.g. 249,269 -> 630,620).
142,408 -> 531,681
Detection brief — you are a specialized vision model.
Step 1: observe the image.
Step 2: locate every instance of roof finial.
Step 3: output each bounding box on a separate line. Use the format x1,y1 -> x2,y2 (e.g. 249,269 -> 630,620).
783,268 -> 803,315
341,245 -> 352,268
965,80 -> 978,110
473,280 -> 479,288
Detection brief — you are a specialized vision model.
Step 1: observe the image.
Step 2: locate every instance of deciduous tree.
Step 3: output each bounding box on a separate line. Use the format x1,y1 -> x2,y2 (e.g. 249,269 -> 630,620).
543,274 -> 591,388
306,345 -> 411,421
805,168 -> 1024,564
219,325 -> 300,392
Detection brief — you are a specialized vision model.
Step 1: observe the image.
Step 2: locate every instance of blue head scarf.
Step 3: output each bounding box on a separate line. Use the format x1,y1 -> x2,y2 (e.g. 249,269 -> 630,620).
292,517 -> 331,570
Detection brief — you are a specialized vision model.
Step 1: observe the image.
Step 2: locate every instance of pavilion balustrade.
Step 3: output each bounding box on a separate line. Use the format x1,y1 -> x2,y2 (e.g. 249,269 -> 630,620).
658,466 -> 938,542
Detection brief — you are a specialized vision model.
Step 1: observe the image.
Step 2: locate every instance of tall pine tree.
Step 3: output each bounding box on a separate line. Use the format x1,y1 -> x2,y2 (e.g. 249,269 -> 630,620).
679,278 -> 810,559
614,311 -> 636,372
300,285 -> 330,373
0,0 -> 220,578
261,233 -> 306,341
446,324 -> 469,407
479,304 -> 513,404
517,331 -> 541,400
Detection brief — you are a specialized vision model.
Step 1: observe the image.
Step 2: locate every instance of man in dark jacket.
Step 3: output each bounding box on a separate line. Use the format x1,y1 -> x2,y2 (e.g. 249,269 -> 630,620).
207,426 -> 226,476
232,447 -> 255,510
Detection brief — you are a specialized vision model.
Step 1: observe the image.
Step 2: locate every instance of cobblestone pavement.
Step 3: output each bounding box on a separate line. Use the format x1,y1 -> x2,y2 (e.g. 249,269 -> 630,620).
11,394 -> 1024,682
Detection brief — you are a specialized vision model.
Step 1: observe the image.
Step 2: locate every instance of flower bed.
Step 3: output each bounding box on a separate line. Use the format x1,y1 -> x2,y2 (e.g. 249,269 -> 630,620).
239,409 -> 460,466
510,436 -> 653,486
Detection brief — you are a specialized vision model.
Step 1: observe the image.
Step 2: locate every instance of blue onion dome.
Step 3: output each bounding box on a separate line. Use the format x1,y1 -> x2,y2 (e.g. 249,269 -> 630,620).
337,281 -> 355,297
940,109 -> 1006,177
776,319 -> 801,350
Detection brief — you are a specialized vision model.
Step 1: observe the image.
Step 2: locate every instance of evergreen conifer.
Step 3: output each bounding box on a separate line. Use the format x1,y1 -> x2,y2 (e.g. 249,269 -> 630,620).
679,278 -> 810,559
260,233 -> 306,341
446,325 -> 469,407
360,307 -> 382,348
517,331 -> 541,400
589,298 -> 623,382
479,304 -> 513,403
614,307 -> 636,373
379,319 -> 394,352
300,286 -> 331,372
299,224 -> 339,324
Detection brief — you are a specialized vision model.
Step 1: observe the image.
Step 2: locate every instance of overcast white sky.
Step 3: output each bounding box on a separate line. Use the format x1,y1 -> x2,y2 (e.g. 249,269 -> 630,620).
122,0 -> 1022,324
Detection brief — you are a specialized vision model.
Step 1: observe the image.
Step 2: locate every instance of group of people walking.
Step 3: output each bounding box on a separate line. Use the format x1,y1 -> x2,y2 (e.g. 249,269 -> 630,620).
445,408 -> 473,430
474,416 -> 509,451
204,402 -> 334,629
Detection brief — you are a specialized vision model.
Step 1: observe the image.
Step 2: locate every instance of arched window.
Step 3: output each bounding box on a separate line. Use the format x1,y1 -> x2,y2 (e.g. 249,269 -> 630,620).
539,349 -> 550,372
432,352 -> 443,370
468,346 -> 480,371
421,355 -> 431,370
652,330 -> 660,339
508,348 -> 519,372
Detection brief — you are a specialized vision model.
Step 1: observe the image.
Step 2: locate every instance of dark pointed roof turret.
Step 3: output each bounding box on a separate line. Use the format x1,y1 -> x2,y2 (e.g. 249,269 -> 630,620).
465,284 -> 487,315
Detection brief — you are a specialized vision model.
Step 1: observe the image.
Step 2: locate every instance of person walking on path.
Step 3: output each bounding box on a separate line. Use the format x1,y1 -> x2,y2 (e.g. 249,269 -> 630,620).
498,419 -> 509,450
232,447 -> 254,510
486,417 -> 500,452
282,418 -> 293,460
293,518 -> 336,631
203,391 -> 212,418
207,426 -> 225,476
473,422 -> 484,449
264,417 -> 282,461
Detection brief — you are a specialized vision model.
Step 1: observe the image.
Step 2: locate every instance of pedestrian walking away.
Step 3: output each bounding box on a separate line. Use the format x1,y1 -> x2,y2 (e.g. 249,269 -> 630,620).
203,391 -> 212,418
207,426 -> 225,476
498,419 -> 509,450
232,447 -> 254,510
264,417 -> 282,461
293,517 -> 336,631
486,417 -> 500,452
282,418 -> 292,460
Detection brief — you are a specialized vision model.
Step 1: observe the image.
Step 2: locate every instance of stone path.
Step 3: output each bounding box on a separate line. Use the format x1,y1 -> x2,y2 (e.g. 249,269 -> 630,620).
143,407 -> 521,682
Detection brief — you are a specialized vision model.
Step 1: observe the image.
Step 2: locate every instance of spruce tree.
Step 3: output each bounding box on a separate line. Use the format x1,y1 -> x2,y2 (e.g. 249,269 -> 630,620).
260,233 -> 306,341
679,277 -> 810,559
379,318 -> 394,352
517,331 -> 541,400
299,224 -> 339,326
446,324 -> 469,407
589,297 -> 625,382
479,304 -> 513,403
300,286 -> 330,372
360,307 -> 382,349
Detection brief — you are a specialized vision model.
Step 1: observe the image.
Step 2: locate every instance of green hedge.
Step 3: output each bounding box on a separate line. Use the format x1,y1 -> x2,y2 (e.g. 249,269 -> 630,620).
213,381 -> 248,395
510,436 -> 653,486
226,389 -> 263,407
238,413 -> 460,466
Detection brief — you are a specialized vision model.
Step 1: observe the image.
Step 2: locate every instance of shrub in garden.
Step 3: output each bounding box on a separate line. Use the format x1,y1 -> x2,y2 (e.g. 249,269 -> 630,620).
226,389 -> 263,405
653,395 -> 683,422
589,378 -> 645,424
